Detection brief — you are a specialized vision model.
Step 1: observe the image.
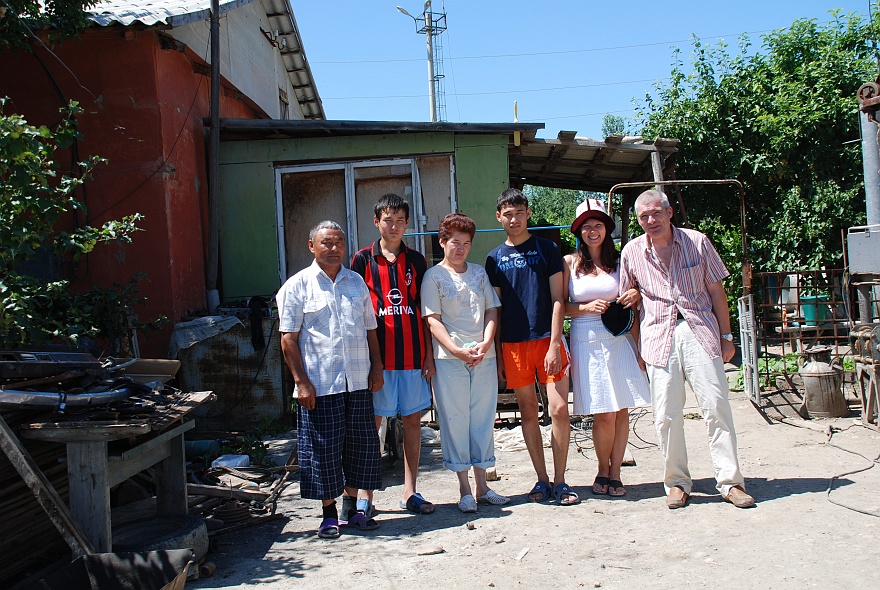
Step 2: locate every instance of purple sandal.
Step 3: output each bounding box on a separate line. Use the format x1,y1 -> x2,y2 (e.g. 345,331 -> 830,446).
317,517 -> 340,539
341,511 -> 379,530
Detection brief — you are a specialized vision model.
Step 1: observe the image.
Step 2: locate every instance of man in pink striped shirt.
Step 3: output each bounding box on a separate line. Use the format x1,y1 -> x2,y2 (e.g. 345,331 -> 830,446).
619,190 -> 754,510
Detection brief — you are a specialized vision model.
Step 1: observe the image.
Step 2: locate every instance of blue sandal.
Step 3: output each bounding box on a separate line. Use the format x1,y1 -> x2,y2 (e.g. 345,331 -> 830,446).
528,480 -> 552,502
553,482 -> 580,506
400,492 -> 435,514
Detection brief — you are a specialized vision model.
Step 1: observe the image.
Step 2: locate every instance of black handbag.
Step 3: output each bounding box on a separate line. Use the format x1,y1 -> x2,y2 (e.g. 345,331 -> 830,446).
601,301 -> 634,336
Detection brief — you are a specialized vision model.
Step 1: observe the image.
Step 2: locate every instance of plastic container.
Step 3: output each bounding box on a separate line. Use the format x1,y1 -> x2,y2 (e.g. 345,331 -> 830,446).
184,440 -> 221,461
211,454 -> 250,468
800,295 -> 829,326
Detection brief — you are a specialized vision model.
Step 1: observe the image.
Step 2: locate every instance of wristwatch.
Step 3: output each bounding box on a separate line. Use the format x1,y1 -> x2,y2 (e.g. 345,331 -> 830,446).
720,333 -> 734,342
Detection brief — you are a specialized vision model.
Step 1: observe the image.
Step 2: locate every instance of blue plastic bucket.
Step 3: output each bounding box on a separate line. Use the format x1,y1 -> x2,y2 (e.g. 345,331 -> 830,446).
800,295 -> 829,326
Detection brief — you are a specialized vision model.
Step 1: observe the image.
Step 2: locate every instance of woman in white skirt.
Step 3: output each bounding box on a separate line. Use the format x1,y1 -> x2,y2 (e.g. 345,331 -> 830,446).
563,199 -> 650,497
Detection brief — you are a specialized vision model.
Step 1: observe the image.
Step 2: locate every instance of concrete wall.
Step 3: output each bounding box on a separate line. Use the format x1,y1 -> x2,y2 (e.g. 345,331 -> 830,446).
172,2 -> 305,120
0,28 -> 262,356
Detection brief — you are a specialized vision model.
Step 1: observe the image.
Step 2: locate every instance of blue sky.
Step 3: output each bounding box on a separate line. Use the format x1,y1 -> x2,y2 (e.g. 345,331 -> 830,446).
291,0 -> 872,139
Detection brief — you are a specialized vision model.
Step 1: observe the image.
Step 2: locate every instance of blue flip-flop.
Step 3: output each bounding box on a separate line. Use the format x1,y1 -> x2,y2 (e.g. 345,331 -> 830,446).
553,482 -> 580,506
528,480 -> 552,502
400,492 -> 435,514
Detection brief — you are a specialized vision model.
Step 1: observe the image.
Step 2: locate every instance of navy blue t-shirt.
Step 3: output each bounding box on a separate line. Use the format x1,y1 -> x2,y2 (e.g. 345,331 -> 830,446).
485,235 -> 564,343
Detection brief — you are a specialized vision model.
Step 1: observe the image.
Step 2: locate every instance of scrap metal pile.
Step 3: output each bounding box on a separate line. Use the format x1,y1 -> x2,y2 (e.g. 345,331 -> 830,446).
0,351 -> 170,419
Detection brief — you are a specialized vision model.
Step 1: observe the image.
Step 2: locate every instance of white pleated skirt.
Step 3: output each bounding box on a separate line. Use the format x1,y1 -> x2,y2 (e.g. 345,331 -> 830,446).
570,315 -> 651,415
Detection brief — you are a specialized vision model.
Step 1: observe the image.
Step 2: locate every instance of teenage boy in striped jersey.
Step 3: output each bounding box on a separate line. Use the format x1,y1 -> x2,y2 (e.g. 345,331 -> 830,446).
351,194 -> 437,515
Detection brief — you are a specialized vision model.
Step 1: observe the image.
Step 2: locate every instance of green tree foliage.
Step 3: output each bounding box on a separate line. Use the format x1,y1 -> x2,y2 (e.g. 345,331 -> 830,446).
523,185 -> 588,250
601,113 -> 627,138
0,99 -> 159,352
0,1 -> 98,52
635,10 -> 877,273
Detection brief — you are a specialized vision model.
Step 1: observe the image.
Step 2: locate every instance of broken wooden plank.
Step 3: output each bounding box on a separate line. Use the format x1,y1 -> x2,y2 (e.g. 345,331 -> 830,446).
0,413 -> 95,555
187,483 -> 270,501
149,391 -> 215,431
20,421 -> 150,442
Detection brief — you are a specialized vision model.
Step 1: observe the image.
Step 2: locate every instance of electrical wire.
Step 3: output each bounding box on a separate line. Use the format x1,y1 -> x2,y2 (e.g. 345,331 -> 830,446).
775,417 -> 880,518
536,108 -> 633,122
322,77 -> 665,100
570,407 -> 658,460
824,426 -> 880,517
441,4 -> 463,122
0,0 -> 98,103
311,29 -> 784,65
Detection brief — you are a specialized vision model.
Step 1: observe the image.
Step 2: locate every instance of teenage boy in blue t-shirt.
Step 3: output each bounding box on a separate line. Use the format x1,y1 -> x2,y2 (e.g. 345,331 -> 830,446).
485,188 -> 578,506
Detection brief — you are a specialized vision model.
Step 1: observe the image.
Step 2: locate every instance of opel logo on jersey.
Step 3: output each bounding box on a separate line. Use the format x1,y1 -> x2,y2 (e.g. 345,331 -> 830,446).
379,288 -> 414,317
386,288 -> 404,306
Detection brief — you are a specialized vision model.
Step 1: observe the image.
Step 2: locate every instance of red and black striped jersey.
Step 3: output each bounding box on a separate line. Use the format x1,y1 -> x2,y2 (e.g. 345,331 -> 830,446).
351,242 -> 428,370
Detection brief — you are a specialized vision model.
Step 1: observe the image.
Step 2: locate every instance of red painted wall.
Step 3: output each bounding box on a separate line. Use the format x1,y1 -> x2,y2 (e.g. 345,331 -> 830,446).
0,27 -> 260,357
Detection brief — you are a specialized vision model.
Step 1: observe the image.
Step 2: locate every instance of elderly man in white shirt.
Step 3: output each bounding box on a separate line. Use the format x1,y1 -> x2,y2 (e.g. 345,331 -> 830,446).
278,221 -> 384,539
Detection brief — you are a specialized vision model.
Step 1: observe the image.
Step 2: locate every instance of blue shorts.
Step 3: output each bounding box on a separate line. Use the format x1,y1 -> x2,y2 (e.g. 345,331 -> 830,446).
372,369 -> 432,417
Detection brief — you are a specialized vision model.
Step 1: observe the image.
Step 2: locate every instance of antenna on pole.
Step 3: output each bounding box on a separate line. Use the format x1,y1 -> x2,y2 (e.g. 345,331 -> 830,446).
397,2 -> 448,122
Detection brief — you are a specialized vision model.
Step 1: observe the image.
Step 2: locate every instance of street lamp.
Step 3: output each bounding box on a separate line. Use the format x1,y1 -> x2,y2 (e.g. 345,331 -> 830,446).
397,2 -> 447,122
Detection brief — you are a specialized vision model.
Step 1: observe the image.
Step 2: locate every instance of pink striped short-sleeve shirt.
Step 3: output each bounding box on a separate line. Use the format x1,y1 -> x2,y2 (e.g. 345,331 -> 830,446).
619,227 -> 729,366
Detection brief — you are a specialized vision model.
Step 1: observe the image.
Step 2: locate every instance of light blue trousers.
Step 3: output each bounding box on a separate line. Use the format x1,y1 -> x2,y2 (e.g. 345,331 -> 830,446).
432,357 -> 498,472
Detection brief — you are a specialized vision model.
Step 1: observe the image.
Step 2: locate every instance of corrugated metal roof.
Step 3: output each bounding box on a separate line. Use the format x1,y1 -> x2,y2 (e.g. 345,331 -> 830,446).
511,132 -> 679,192
89,0 -> 252,28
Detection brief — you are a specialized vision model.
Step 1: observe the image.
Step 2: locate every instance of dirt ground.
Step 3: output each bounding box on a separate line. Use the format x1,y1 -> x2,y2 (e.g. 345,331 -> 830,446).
190,379 -> 880,590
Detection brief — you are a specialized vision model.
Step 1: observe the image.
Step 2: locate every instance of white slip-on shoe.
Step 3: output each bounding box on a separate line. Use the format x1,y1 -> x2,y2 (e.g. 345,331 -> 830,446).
458,494 -> 478,513
476,489 -> 510,505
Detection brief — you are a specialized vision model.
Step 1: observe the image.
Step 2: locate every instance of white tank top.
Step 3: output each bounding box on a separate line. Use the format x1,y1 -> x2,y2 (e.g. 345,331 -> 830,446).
569,267 -> 620,312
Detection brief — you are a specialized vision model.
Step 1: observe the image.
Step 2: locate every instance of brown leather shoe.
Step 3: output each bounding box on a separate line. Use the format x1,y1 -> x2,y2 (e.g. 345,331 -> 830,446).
666,486 -> 689,509
723,486 -> 755,508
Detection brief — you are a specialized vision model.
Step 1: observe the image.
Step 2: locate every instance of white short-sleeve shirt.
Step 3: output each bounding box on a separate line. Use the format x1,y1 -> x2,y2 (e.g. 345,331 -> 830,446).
421,263 -> 501,360
277,260 -> 378,396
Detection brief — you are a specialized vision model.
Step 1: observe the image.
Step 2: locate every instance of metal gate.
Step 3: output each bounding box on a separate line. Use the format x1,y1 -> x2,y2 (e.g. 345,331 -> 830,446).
738,294 -> 760,404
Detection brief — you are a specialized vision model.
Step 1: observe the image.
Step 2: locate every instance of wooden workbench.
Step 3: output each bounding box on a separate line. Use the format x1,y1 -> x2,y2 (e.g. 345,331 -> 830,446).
19,419 -> 194,553
10,390 -> 214,554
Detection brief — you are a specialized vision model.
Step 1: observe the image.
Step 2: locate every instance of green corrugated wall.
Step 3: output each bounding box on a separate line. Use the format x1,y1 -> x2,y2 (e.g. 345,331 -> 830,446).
217,132 -> 510,299
453,134 -> 510,265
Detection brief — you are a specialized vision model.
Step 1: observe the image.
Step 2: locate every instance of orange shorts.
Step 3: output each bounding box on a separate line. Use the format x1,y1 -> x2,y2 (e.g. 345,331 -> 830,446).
501,337 -> 569,389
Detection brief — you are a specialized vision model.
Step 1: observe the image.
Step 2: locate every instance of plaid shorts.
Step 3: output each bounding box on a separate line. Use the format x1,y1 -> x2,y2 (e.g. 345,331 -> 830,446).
296,390 -> 381,500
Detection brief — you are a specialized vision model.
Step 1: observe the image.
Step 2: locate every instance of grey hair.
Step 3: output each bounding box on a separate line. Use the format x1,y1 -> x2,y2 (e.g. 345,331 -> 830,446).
634,189 -> 671,210
309,220 -> 344,241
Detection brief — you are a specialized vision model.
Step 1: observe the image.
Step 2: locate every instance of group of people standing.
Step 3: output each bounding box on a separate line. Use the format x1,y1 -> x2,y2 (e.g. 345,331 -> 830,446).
278,188 -> 754,540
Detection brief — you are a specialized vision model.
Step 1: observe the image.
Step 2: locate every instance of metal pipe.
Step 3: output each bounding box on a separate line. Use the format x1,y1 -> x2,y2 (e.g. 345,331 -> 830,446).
425,7 -> 436,122
608,179 -> 751,295
0,387 -> 137,409
861,111 -> 880,225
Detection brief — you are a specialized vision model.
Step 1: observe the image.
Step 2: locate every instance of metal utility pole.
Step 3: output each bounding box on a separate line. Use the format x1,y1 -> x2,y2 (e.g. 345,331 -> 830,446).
206,0 -> 221,312
397,2 -> 447,122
